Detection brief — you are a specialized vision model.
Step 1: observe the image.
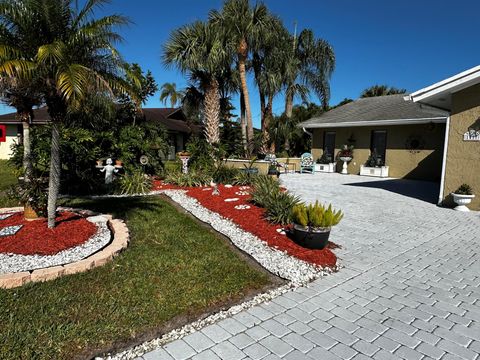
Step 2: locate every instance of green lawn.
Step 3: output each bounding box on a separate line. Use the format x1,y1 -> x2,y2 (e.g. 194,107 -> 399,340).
0,196 -> 273,359
0,159 -> 19,207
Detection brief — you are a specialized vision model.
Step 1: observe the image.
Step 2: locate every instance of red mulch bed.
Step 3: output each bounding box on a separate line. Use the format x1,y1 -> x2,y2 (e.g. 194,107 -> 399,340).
0,212 -> 97,256
153,180 -> 337,267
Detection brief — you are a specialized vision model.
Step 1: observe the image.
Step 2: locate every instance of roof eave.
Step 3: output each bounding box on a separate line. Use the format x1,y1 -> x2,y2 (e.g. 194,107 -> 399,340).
407,65 -> 480,104
300,117 -> 448,129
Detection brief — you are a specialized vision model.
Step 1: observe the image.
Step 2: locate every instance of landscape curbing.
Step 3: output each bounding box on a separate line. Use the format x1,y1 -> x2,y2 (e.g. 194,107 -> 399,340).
0,211 -> 130,289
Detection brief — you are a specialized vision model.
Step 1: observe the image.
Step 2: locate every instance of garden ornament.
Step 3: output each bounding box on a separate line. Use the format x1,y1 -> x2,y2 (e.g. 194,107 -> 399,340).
100,158 -> 119,184
210,180 -> 220,195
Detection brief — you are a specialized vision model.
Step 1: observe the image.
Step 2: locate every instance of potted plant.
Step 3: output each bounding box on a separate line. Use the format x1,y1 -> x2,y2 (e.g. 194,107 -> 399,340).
338,145 -> 354,174
8,177 -> 48,220
267,164 -> 280,178
241,157 -> 259,175
451,184 -> 475,211
291,201 -> 343,249
360,150 -> 389,178
315,153 -> 336,173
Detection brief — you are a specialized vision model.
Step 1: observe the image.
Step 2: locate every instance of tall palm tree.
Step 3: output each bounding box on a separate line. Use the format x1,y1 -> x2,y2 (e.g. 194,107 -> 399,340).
210,0 -> 270,152
251,15 -> 288,153
163,20 -> 233,146
159,82 -> 183,108
360,85 -> 406,98
0,0 -> 130,228
284,29 -> 335,114
0,1 -> 44,180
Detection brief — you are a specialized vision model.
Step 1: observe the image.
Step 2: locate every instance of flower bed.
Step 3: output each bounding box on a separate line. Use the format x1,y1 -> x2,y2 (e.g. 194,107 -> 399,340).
175,184 -> 337,267
0,211 -> 97,255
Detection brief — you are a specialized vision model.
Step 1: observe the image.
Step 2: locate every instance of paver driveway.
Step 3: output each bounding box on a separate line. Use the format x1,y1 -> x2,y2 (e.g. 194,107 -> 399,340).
141,173 -> 480,360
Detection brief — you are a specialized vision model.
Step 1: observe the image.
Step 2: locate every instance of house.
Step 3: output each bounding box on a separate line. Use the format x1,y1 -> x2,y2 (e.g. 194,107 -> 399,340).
0,107 -> 199,160
299,65 -> 480,210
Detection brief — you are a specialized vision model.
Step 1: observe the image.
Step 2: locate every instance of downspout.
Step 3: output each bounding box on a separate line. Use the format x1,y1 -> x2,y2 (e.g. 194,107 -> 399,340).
302,127 -> 312,137
438,116 -> 450,205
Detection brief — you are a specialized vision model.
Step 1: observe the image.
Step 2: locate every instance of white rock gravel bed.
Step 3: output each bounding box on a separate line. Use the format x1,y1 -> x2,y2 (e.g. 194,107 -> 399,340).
0,214 -> 111,274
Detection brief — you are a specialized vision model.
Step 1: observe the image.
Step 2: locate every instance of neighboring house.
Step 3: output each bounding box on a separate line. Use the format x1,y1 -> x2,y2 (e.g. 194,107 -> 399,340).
0,108 -> 49,160
0,107 -> 199,161
299,65 -> 480,210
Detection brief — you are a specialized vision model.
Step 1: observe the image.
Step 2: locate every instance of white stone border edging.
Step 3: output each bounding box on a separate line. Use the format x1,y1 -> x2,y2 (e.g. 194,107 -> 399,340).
0,208 -> 129,289
100,190 -> 339,360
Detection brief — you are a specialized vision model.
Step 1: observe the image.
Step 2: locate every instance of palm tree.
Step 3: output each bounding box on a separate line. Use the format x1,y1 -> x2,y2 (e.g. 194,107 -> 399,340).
251,15 -> 288,153
0,0 -> 130,228
360,85 -> 406,98
284,29 -> 335,115
163,20 -> 233,146
0,1 -> 44,181
159,82 -> 183,108
210,0 -> 270,152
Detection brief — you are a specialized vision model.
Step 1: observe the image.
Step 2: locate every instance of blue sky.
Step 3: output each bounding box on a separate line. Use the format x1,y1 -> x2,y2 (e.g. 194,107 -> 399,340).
1,0 -> 479,128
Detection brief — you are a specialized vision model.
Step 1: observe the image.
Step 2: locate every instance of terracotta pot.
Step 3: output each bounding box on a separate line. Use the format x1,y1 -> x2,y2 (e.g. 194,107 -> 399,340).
24,203 -> 40,221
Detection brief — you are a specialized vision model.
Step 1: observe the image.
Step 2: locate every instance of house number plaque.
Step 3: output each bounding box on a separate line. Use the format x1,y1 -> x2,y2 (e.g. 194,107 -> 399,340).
463,129 -> 480,141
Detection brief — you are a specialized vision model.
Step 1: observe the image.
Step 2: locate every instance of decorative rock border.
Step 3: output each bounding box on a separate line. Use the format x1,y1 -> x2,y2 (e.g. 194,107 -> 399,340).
0,211 -> 130,289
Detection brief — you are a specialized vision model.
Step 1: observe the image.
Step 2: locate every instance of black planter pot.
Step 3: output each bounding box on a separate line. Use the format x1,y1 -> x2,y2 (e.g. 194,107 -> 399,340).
291,224 -> 331,250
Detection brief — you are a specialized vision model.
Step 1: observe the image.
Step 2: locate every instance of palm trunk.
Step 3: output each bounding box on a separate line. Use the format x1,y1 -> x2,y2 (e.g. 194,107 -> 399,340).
238,39 -> 253,153
47,121 -> 61,228
240,92 -> 248,157
261,94 -> 273,154
204,79 -> 220,145
20,111 -> 32,181
285,91 -> 294,118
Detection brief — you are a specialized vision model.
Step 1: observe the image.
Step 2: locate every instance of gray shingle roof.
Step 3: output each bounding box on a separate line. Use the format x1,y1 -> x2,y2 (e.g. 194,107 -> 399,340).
300,94 -> 449,128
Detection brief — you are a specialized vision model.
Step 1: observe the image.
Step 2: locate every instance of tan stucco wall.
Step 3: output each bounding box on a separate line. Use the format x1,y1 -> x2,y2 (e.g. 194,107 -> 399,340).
0,125 -> 19,160
312,123 -> 445,181
443,84 -> 480,210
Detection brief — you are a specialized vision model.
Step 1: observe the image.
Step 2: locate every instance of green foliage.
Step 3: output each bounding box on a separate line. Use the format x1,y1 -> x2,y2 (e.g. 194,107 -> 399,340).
118,171 -> 153,195
7,176 -> 48,217
213,165 -> 241,184
250,175 -> 301,225
232,170 -> 258,185
365,150 -> 380,167
454,184 -> 473,195
292,201 -> 343,229
185,136 -> 216,171
360,85 -> 407,98
10,110 -> 168,195
164,170 -> 211,187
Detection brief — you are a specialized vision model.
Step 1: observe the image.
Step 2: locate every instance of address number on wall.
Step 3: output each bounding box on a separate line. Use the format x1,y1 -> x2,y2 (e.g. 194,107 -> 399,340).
463,129 -> 480,142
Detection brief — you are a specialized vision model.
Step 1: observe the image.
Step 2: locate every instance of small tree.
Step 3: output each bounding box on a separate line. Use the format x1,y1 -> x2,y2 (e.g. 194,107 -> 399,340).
360,85 -> 406,98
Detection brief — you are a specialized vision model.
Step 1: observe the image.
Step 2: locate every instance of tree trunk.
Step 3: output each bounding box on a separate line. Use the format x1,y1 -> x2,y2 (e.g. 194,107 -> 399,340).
238,38 -> 254,152
20,111 -> 32,181
47,121 -> 61,228
285,91 -> 294,119
261,94 -> 273,154
240,92 -> 248,157
204,79 -> 220,145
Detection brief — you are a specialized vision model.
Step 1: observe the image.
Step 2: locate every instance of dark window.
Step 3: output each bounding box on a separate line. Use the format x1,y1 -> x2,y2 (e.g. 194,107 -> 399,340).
323,131 -> 336,162
370,130 -> 387,166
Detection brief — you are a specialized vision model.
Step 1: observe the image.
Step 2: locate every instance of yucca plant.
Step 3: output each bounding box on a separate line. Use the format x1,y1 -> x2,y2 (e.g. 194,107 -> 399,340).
118,171 -> 153,195
164,171 -> 211,187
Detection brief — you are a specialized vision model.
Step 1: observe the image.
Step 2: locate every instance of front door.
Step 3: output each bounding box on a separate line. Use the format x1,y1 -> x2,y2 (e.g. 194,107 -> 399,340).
371,130 -> 387,166
323,131 -> 336,162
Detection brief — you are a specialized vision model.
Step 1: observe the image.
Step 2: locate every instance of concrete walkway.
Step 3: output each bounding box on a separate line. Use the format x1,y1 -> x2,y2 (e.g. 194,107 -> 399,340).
141,173 -> 480,360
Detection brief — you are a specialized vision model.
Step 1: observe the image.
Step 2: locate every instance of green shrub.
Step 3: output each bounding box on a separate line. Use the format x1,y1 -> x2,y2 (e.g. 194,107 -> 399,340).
7,176 -> 49,217
454,184 -> 473,195
213,165 -> 241,184
118,171 -> 153,195
250,175 -> 300,225
232,171 -> 258,186
164,171 -> 211,187
292,201 -> 343,229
